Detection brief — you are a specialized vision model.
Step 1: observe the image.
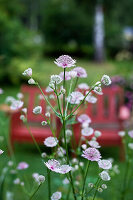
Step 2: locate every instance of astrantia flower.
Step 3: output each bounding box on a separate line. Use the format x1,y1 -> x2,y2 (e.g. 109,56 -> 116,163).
51,191 -> 62,200
33,106 -> 42,114
82,147 -> 101,161
94,130 -> 102,137
99,171 -> 111,181
57,147 -> 66,157
78,83 -> 89,90
5,96 -> 15,104
85,93 -> 97,104
73,67 -> 87,78
41,121 -> 47,126
28,78 -> 35,85
59,71 -> 71,80
128,143 -> 133,150
101,75 -> 111,86
50,75 -> 62,84
10,100 -> 23,110
44,159 -> 60,172
17,93 -> 24,99
69,70 -> 77,78
0,149 -> 4,155
128,130 -> 133,138
63,178 -> 69,184
68,91 -> 84,104
17,162 -> 29,170
118,131 -> 125,137
22,108 -> 27,114
45,86 -> 54,93
81,127 -> 93,136
93,86 -> 103,95
98,159 -> 112,170
22,68 -> 32,76
13,178 -> 20,184
77,114 -> 91,125
44,137 -> 58,147
88,141 -> 101,149
54,55 -> 76,68
102,184 -> 107,189
81,144 -> 87,150
58,165 -> 72,174
0,88 -> 3,94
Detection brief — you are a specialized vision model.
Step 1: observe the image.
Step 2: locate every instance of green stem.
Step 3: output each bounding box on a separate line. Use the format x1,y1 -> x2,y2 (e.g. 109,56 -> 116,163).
65,78 -> 74,116
63,68 -> 66,116
81,161 -> 91,200
92,179 -> 101,200
29,183 -> 42,200
47,169 -> 51,200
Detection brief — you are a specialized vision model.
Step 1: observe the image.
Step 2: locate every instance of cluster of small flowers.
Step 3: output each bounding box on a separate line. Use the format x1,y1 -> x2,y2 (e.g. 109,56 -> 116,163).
44,137 -> 58,147
22,68 -> 36,85
13,178 -> 24,186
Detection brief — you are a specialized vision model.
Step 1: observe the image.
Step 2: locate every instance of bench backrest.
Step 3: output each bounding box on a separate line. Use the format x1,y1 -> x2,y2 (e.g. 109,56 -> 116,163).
85,86 -> 124,123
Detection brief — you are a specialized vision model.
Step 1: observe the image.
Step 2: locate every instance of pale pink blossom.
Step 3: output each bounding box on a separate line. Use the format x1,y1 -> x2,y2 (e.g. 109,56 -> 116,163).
22,68 -> 32,76
58,165 -> 72,174
81,127 -> 93,137
50,75 -> 62,84
94,130 -> 102,137
73,67 -> 87,78
81,144 -> 87,150
69,70 -> 77,78
17,162 -> 29,170
128,130 -> 133,138
82,147 -> 101,161
54,55 -> 76,68
78,83 -> 89,90
17,93 -> 24,99
0,149 -> 4,155
98,159 -> 112,170
51,191 -> 62,200
68,91 -> 84,104
44,137 -> 58,147
85,93 -> 97,104
10,100 -> 23,110
0,88 -> 3,94
88,141 -> 101,148
45,86 -> 54,93
99,171 -> 111,181
44,159 -> 60,172
59,71 -> 71,80
77,114 -> 91,125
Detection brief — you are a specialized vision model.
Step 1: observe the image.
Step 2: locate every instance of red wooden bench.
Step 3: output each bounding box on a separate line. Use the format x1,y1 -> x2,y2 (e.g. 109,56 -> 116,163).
10,85 -> 59,148
10,85 -> 126,158
73,85 -> 125,159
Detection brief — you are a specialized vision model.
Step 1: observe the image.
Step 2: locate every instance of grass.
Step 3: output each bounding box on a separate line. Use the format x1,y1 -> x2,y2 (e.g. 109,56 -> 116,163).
1,58 -> 133,199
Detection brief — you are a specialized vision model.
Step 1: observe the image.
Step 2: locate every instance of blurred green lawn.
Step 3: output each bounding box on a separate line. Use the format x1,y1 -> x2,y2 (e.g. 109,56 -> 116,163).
1,58 -> 133,199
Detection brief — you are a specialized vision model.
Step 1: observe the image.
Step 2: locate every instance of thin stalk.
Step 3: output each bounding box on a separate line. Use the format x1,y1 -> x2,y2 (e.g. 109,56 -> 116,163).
37,82 -> 60,117
65,78 -> 74,116
66,184 -> 71,200
63,68 -> 66,116
81,161 -> 91,200
92,179 -> 101,200
25,123 -> 42,155
47,169 -> 51,200
54,82 -> 63,116
29,183 -> 42,200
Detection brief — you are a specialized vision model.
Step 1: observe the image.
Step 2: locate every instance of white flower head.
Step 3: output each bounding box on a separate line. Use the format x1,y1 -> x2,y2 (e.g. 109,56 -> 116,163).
78,83 -> 89,90
22,68 -> 32,76
118,131 -> 125,137
100,171 -> 111,181
44,137 -> 58,147
81,144 -> 87,150
5,96 -> 15,104
13,178 -> 20,185
50,75 -> 62,85
85,92 -> 97,104
45,112 -> 50,117
58,165 -> 72,174
128,143 -> 133,150
17,162 -> 29,170
68,91 -> 84,104
17,93 -> 24,99
0,88 -> 3,94
51,191 -> 62,200
98,159 -> 112,170
69,70 -> 77,78
33,106 -> 42,114
22,108 -> 27,114
28,78 -> 36,85
93,86 -> 103,95
94,130 -> 102,137
0,149 -> 4,155
63,178 -> 69,185
88,141 -> 101,148
66,129 -> 72,137
41,121 -> 47,126
57,147 -> 66,157
10,100 -> 23,110
101,75 -> 111,86
81,127 -> 93,137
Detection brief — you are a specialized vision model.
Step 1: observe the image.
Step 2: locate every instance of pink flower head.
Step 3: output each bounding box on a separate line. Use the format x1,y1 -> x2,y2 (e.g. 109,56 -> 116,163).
88,141 -> 101,148
44,137 -> 58,147
59,71 -> 71,80
73,67 -> 87,78
77,114 -> 91,125
51,191 -> 62,200
44,159 -> 60,172
54,55 -> 76,68
98,159 -> 112,170
68,91 -> 84,104
17,162 -> 29,170
0,149 -> 4,155
58,165 -> 72,174
128,130 -> 133,138
81,127 -> 93,137
85,92 -> 97,104
78,83 -> 89,90
22,68 -> 32,76
82,147 -> 101,161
